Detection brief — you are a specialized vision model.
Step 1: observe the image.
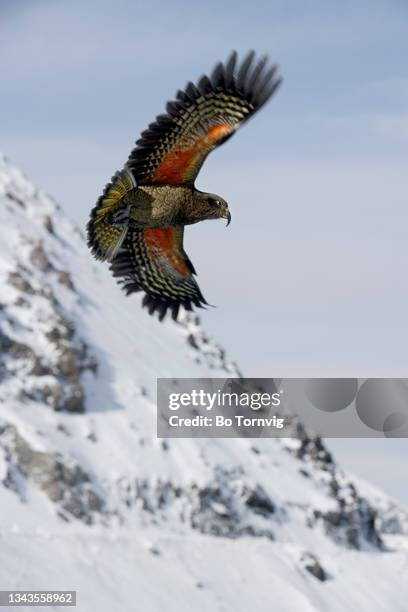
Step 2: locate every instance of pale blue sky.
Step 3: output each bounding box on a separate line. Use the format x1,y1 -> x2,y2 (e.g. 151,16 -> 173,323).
2,0 -> 408,502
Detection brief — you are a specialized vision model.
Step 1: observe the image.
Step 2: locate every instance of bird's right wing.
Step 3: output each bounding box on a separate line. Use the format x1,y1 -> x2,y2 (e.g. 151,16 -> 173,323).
109,226 -> 207,321
127,50 -> 282,187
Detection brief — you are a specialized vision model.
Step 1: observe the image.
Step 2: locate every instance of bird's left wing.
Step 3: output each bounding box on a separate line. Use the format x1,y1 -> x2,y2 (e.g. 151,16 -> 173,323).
127,50 -> 282,186
110,226 -> 207,321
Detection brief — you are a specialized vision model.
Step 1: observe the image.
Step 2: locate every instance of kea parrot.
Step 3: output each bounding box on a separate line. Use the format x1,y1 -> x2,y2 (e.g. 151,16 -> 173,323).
87,51 -> 282,321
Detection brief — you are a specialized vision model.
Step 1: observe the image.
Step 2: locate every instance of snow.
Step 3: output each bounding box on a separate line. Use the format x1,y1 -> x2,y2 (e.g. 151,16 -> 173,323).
1,152 -> 408,611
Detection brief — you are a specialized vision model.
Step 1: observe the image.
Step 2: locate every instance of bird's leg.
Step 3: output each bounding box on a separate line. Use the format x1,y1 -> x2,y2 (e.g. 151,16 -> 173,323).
111,206 -> 155,230
111,205 -> 131,228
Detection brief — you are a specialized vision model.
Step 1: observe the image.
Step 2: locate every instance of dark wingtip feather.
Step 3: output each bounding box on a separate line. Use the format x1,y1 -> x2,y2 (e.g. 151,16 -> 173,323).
211,61 -> 226,89
236,50 -> 256,91
251,64 -> 278,104
197,74 -> 213,95
185,81 -> 200,101
246,55 -> 269,102
256,75 -> 283,109
137,292 -> 208,323
224,50 -> 238,88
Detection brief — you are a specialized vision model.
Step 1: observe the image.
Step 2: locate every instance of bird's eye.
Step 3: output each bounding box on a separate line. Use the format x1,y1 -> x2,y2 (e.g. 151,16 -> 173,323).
207,197 -> 223,207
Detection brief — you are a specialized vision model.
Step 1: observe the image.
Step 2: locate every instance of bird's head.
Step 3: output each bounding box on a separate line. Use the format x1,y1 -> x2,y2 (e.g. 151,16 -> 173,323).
196,192 -> 231,226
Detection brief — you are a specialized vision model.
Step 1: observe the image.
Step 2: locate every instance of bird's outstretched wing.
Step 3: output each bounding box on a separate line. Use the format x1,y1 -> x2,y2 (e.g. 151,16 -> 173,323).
127,50 -> 282,186
109,226 -> 207,321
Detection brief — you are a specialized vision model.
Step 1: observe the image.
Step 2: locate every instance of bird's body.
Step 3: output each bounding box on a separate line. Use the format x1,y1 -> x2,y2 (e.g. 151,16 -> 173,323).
87,51 -> 282,320
122,185 -> 229,228
126,185 -> 191,227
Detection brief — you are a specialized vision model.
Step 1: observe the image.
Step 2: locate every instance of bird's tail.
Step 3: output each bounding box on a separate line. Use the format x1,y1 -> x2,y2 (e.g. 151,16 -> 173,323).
87,168 -> 136,262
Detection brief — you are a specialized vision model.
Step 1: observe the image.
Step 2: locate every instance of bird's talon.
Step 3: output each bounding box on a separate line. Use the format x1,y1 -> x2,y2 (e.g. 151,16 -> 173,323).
111,207 -> 131,228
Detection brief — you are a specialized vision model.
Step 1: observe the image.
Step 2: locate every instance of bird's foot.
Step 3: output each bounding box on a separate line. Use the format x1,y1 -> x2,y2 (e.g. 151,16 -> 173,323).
111,206 -> 131,228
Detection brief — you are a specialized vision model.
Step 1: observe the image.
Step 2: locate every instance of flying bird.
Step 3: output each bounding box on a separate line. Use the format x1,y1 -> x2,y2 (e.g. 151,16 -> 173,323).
87,51 -> 282,321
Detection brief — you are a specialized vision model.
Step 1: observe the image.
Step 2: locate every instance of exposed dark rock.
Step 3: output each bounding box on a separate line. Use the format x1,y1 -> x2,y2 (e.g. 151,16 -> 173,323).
57,270 -> 75,291
244,484 -> 275,517
0,329 -> 37,369
376,504 -> 408,536
61,383 -> 85,413
46,320 -> 75,344
139,385 -> 148,397
0,329 -> 12,352
75,341 -> 98,375
29,357 -> 53,377
115,468 -> 276,541
56,423 -> 71,436
188,469 -> 275,540
30,242 -> 53,273
191,484 -> 240,537
186,333 -> 199,350
5,191 -> 25,208
300,552 -> 327,581
0,423 -> 104,524
39,285 -> 59,307
7,271 -> 35,294
39,382 -> 85,413
59,463 -> 89,487
43,215 -> 55,234
312,496 -> 383,550
57,347 -> 80,379
280,418 -> 385,550
8,339 -> 35,360
2,264 -> 98,414
328,477 -> 340,496
179,313 -> 243,377
14,296 -> 29,307
1,464 -> 21,496
43,384 -> 62,409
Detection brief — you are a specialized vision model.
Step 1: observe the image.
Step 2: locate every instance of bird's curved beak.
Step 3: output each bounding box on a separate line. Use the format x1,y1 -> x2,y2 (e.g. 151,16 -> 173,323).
225,210 -> 232,227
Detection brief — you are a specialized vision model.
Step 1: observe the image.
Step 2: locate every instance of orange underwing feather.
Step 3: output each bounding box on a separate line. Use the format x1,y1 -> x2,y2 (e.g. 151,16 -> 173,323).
143,228 -> 192,276
151,124 -> 234,185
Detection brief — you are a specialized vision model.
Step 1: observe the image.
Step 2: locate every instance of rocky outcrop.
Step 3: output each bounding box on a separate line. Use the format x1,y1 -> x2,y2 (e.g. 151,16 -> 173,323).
179,313 -> 242,376
188,469 -> 275,539
1,262 -> 97,413
0,422 -> 104,524
116,466 -> 276,540
281,423 -> 383,550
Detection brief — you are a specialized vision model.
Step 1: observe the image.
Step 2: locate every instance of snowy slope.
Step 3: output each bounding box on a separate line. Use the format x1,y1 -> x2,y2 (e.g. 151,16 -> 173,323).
0,153 -> 408,612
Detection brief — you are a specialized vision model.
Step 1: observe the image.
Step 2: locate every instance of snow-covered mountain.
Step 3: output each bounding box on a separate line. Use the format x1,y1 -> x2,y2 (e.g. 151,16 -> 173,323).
1,153 -> 407,612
